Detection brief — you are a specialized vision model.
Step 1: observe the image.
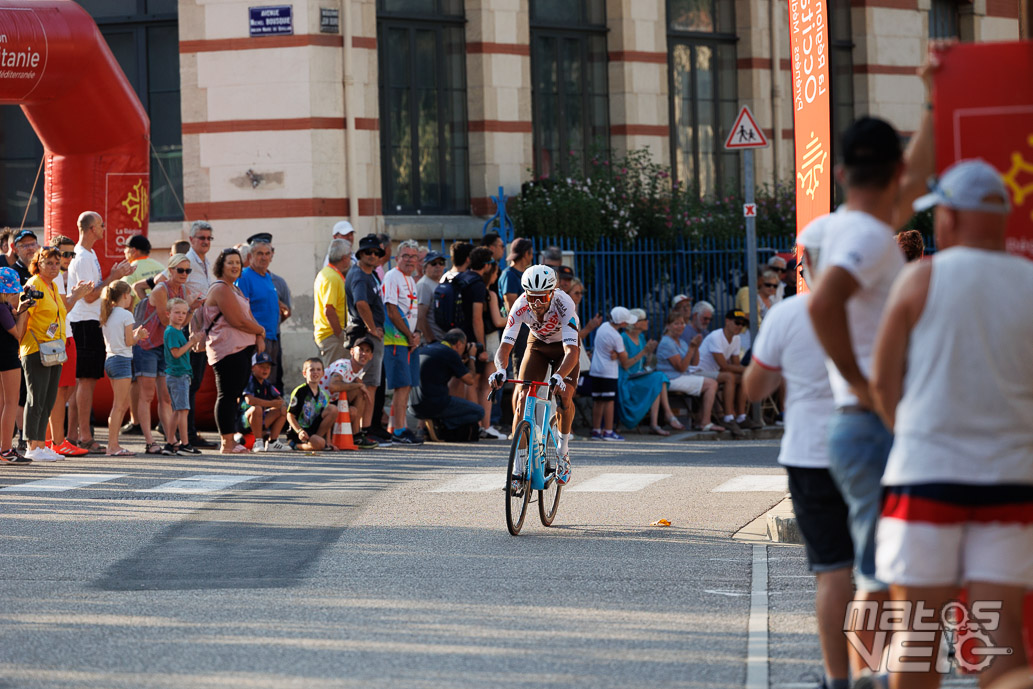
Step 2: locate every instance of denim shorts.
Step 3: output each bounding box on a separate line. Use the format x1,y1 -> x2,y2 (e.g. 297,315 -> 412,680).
166,374 -> 191,411
133,343 -> 166,378
826,409 -> 894,592
104,355 -> 133,381
383,344 -> 420,390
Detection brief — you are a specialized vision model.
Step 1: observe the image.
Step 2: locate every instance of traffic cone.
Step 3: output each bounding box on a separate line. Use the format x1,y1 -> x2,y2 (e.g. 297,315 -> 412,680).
332,397 -> 358,451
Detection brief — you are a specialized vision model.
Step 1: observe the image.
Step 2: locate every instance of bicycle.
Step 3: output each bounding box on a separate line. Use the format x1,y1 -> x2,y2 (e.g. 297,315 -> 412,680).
489,379 -> 563,536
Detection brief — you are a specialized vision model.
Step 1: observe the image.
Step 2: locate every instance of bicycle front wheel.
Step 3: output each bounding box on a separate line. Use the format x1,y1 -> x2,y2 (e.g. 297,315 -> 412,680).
539,421 -> 562,526
506,421 -> 532,536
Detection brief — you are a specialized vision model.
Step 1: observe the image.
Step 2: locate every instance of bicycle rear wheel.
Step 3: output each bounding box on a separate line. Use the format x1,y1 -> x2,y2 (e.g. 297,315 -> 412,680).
539,422 -> 562,526
506,421 -> 532,535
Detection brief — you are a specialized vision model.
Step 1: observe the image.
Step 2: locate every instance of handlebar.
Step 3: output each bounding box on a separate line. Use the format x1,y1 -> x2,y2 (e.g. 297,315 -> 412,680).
487,379 -> 567,411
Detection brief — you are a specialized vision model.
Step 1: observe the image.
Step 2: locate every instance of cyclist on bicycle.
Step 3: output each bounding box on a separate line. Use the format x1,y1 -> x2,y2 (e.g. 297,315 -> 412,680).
490,265 -> 580,484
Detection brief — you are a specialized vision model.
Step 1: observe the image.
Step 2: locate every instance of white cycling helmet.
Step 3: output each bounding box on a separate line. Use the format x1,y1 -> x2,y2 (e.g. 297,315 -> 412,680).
521,264 -> 557,292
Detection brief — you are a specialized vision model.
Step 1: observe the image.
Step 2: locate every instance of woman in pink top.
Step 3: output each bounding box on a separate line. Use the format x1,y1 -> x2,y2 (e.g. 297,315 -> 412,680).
203,248 -> 265,453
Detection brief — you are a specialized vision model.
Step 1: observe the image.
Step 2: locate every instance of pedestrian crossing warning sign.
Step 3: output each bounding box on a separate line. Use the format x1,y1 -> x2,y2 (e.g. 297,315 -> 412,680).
724,106 -> 769,150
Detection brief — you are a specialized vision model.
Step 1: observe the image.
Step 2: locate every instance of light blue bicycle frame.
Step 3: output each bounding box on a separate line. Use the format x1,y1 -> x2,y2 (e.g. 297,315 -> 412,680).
520,385 -> 559,491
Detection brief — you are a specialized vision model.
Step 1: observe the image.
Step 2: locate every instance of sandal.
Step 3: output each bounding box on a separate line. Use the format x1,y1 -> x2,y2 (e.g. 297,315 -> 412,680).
106,448 -> 135,457
649,425 -> 671,437
79,438 -> 106,454
145,443 -> 164,455
701,422 -> 726,433
666,416 -> 685,430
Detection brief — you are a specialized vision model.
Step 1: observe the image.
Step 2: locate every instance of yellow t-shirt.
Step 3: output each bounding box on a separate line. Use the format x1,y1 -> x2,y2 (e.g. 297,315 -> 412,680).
313,265 -> 347,342
20,275 -> 67,358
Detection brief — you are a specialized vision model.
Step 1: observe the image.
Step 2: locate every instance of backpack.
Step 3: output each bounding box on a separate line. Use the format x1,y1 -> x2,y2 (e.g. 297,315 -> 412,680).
433,272 -> 473,332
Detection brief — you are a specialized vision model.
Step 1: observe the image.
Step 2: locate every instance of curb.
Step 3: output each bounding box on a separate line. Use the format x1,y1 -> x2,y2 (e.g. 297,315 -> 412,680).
732,496 -> 803,546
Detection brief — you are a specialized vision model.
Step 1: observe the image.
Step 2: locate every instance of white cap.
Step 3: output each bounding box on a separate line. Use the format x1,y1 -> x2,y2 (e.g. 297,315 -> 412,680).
332,220 -> 355,237
610,306 -> 638,325
671,294 -> 690,308
629,308 -> 647,322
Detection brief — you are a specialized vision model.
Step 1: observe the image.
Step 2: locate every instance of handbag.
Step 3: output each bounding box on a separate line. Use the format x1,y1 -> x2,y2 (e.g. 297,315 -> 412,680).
32,332 -> 67,367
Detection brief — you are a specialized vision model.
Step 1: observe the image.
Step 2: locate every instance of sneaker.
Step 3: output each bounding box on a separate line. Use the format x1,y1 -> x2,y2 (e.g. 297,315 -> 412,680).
556,454 -> 571,485
391,429 -> 423,445
178,444 -> 202,455
353,432 -> 378,450
53,440 -> 90,457
26,447 -> 59,462
121,422 -> 142,436
739,416 -> 763,430
366,428 -> 394,446
265,439 -> 292,452
481,426 -> 506,440
1,448 -> 30,464
601,430 -> 625,441
590,430 -> 603,441
251,441 -> 267,453
160,443 -> 179,456
190,436 -> 217,449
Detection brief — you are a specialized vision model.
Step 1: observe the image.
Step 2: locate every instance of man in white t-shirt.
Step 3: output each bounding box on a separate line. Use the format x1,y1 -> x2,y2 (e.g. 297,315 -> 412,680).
697,309 -> 754,429
380,239 -> 422,445
745,218 -> 852,689
587,306 -> 635,441
807,91 -> 934,680
66,211 -> 133,452
185,220 -> 216,448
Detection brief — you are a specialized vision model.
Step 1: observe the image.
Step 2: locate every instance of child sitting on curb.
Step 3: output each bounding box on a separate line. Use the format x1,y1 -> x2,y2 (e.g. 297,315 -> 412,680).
286,358 -> 335,451
240,352 -> 290,452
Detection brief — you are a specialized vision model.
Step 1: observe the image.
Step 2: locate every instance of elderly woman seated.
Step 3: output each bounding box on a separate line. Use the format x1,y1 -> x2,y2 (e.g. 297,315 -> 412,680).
617,308 -> 685,436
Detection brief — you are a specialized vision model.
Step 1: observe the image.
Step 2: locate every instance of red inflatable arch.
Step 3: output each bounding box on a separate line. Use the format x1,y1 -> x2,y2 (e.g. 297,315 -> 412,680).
0,3 -> 225,431
0,0 -> 149,266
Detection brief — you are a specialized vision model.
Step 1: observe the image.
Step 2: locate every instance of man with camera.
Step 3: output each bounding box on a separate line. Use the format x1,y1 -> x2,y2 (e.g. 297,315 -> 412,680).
409,328 -> 482,441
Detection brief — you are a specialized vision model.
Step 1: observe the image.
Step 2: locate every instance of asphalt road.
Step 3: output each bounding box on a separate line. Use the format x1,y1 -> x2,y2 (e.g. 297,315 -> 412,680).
0,435 -> 840,689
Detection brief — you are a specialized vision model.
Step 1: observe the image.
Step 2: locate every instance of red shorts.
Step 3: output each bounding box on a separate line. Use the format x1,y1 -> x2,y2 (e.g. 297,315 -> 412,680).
58,336 -> 77,388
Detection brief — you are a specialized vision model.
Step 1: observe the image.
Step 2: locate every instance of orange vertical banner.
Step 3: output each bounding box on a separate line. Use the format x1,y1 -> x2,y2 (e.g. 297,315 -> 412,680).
787,0 -> 832,290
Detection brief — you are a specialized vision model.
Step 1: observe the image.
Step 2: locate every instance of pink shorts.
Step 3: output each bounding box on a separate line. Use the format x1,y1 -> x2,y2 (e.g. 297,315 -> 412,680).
58,336 -> 77,388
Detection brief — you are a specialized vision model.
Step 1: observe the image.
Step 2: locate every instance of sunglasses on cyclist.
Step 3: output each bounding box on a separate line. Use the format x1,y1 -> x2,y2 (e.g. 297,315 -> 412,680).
526,291 -> 553,306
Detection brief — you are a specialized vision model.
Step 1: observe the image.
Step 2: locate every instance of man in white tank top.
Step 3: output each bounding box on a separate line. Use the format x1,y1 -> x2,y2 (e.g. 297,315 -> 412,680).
871,159 -> 1033,689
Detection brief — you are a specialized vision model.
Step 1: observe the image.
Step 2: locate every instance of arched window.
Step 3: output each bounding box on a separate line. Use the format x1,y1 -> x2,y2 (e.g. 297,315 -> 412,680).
667,0 -> 739,198
530,0 -> 609,177
377,0 -> 470,214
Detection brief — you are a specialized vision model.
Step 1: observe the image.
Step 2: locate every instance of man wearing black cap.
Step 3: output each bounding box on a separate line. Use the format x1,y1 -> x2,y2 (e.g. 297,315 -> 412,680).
123,234 -> 164,305
237,234 -> 283,389
807,59 -> 935,682
416,250 -> 446,344
10,229 -> 38,286
345,234 -> 389,443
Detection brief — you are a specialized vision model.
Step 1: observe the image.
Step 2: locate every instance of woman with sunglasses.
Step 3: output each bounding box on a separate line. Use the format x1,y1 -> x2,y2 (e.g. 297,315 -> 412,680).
47,236 -> 91,455
202,248 -> 266,454
133,253 -> 196,455
20,248 -> 78,461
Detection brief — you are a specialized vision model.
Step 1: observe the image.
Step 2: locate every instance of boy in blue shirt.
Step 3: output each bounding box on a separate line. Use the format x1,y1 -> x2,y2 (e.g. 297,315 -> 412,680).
164,298 -> 204,454
239,352 -> 289,452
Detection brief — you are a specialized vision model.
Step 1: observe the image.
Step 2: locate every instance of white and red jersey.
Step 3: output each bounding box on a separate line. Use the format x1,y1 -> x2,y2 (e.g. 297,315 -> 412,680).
319,357 -> 360,401
501,290 -> 580,347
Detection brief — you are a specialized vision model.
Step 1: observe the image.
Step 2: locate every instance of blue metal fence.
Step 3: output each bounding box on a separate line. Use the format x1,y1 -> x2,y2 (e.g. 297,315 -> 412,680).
425,234 -> 797,343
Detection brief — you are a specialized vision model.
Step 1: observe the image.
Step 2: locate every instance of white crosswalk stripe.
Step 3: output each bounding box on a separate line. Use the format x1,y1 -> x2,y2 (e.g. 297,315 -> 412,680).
429,472 -> 671,493
566,473 -> 671,492
429,474 -> 502,492
712,474 -> 787,492
0,473 -> 125,492
140,475 -> 263,494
